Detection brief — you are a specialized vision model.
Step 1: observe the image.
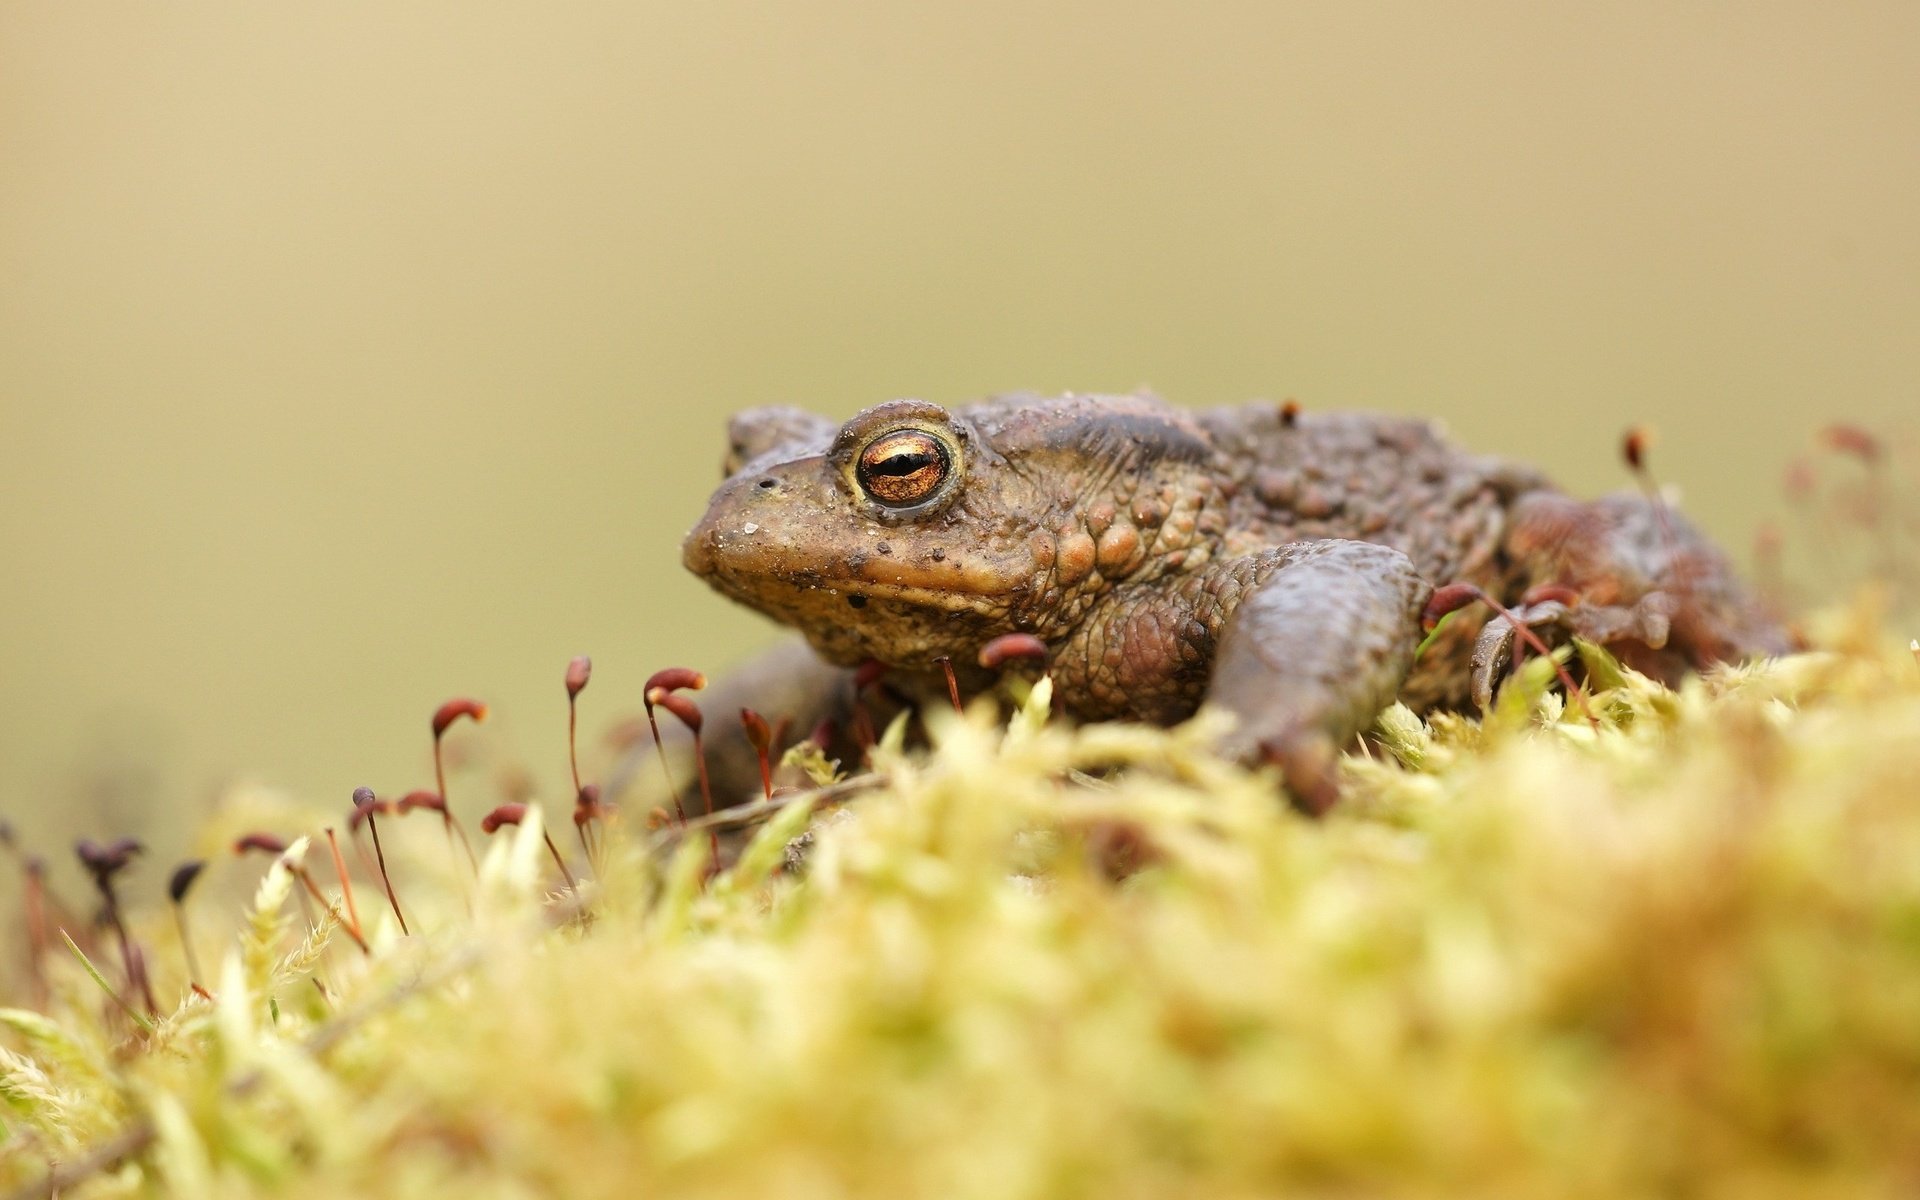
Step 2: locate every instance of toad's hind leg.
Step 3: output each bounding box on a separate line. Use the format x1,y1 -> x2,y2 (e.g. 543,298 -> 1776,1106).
1206,540 -> 1433,814
1478,491 -> 1795,704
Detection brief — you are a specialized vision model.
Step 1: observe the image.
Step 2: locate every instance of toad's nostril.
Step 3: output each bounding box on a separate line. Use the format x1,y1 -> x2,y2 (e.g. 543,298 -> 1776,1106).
758,479 -> 778,490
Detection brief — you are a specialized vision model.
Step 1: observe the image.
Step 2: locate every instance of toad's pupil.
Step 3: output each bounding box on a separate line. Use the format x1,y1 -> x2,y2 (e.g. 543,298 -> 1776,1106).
872,450 -> 934,476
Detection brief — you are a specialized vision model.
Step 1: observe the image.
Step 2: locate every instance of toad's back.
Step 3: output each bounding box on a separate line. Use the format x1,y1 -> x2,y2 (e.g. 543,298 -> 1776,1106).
1192,403 -> 1550,584
939,393 -> 1551,586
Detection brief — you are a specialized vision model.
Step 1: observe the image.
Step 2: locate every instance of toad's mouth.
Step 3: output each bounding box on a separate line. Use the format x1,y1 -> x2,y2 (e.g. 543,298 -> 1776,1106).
700,563 -> 1024,621
684,522 -> 1030,617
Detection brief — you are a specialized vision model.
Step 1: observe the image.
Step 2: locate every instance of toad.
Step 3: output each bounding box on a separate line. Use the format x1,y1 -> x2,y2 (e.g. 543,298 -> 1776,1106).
673,392 -> 1788,812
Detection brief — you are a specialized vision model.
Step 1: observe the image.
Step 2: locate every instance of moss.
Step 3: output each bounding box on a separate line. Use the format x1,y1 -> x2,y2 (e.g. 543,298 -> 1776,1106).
5,608 -> 1920,1198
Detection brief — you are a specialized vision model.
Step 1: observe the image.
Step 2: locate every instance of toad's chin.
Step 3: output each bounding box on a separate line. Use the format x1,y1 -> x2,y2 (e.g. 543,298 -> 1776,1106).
688,565 -> 1025,668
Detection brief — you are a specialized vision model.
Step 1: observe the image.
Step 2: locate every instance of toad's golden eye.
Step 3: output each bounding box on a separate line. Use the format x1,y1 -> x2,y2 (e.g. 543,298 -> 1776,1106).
855,429 -> 951,507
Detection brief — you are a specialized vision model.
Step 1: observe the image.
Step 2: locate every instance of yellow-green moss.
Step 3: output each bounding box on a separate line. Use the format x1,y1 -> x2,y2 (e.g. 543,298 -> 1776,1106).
6,612 -> 1920,1199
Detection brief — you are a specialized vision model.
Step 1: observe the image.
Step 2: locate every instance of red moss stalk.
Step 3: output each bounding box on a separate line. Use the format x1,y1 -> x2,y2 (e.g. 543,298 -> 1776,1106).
23,856 -> 51,1008
397,789 -> 478,874
430,697 -> 488,873
565,656 -> 600,867
650,691 -> 713,818
235,834 -> 371,955
933,656 -> 963,714
75,838 -> 158,1016
741,708 -> 776,802
167,861 -> 206,989
566,656 -> 592,795
1621,426 -> 1686,590
1820,423 -> 1901,581
849,659 -> 886,758
480,803 -> 578,892
644,669 -> 707,825
650,685 -> 721,867
1424,582 -> 1597,726
352,787 -> 409,936
2,825 -> 54,1007
322,827 -> 362,941
573,784 -> 605,869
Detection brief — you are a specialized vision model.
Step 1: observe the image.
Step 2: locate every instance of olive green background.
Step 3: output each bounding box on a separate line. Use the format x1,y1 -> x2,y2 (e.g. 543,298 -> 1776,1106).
3,3 -> 1916,867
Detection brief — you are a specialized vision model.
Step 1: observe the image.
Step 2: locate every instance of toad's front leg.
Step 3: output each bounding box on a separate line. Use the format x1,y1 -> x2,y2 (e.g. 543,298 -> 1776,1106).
1204,541 -> 1432,812
1060,540 -> 1431,814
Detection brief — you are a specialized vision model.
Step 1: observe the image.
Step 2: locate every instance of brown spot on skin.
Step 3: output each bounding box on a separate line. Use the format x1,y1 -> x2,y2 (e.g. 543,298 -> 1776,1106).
1096,523 -> 1140,573
1132,497 -> 1167,528
1029,533 -> 1056,570
1253,468 -> 1297,507
1057,532 -> 1097,586
1086,501 -> 1116,538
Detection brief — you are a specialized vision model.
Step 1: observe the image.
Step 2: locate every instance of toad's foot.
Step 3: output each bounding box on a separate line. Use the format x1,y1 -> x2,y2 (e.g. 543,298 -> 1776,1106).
1480,491 -> 1798,709
1204,540 -> 1431,814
